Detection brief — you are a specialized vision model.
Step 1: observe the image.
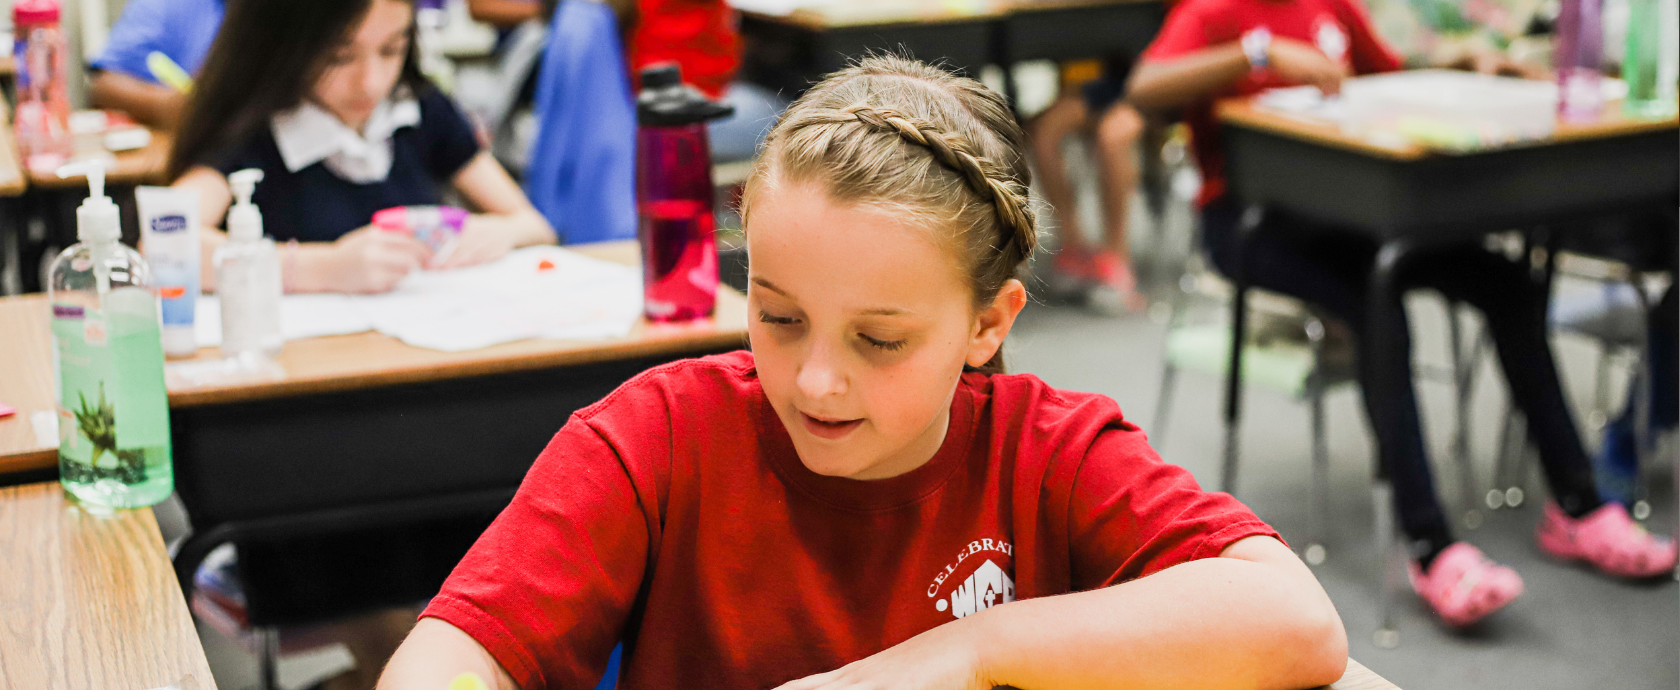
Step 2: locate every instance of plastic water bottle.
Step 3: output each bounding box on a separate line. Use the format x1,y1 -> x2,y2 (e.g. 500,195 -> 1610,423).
1622,0 -> 1679,117
635,64 -> 732,322
13,0 -> 71,173
1556,0 -> 1606,121
47,160 -> 173,509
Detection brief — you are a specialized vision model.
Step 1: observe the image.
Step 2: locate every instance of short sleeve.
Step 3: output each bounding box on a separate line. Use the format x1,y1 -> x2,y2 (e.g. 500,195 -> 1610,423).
1337,0 -> 1405,74
90,0 -> 176,82
1142,1 -> 1227,62
421,419 -> 651,690
1066,426 -> 1281,588
419,90 -> 482,180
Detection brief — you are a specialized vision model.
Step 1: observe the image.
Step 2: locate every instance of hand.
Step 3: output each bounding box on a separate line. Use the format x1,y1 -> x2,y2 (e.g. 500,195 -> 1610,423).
431,216 -> 519,270
773,619 -> 992,690
1267,38 -> 1349,96
325,226 -> 433,293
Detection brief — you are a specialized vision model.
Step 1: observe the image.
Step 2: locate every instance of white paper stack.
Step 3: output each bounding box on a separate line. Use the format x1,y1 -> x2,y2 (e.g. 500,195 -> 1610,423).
193,246 -> 644,352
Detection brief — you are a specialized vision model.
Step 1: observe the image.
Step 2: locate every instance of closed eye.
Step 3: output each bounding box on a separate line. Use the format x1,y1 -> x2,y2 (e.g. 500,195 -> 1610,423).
758,311 -> 799,326
859,333 -> 907,351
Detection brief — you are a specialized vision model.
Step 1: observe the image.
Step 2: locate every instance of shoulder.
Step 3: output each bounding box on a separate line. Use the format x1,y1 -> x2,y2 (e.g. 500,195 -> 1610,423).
208,127 -> 282,177
970,371 -> 1144,464
415,88 -> 473,131
576,351 -> 761,428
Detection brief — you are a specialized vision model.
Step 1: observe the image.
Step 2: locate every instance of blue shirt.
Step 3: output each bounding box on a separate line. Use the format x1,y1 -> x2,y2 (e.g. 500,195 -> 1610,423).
209,89 -> 482,243
90,0 -> 224,84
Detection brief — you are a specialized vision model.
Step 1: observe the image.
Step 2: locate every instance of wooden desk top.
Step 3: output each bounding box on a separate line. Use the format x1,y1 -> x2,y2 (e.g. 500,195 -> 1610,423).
29,128 -> 174,189
0,482 -> 218,690
1218,92 -> 1680,161
0,240 -> 749,475
747,0 -> 1155,30
1324,659 -> 1399,689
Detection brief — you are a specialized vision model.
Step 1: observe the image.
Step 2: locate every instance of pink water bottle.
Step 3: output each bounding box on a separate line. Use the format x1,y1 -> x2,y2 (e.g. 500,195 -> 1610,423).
1555,0 -> 1605,121
14,0 -> 70,173
635,64 -> 732,322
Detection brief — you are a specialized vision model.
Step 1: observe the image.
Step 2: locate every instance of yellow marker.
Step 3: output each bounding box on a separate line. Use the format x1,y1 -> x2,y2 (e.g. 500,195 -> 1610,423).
146,51 -> 194,93
448,672 -> 490,690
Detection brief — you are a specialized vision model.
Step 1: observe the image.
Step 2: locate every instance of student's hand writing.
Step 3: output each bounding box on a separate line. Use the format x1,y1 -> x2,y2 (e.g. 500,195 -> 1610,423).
328,226 -> 433,293
431,216 -> 518,270
1267,38 -> 1349,96
773,617 -> 991,690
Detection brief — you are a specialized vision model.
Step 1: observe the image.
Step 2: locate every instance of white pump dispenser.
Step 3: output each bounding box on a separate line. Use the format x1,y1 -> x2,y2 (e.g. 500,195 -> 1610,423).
214,168 -> 282,360
59,160 -> 120,244
227,168 -> 265,241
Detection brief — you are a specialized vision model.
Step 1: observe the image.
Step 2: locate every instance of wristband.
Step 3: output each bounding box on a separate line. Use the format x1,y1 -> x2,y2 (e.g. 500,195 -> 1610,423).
1242,28 -> 1272,72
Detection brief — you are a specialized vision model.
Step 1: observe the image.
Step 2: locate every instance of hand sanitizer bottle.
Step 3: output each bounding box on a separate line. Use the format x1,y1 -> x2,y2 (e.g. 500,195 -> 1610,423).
47,159 -> 173,509
214,168 -> 282,360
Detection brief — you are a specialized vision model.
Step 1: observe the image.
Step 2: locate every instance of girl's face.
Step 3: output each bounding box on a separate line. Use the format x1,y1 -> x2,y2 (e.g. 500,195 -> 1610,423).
747,182 -> 1024,480
312,0 -> 412,132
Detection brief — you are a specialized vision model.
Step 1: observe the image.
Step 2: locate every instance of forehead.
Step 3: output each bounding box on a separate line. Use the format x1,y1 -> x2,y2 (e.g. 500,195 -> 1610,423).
353,0 -> 412,43
746,182 -> 972,313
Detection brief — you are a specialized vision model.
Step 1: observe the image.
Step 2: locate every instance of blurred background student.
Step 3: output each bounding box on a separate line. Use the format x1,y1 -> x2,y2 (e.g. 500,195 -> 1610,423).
1029,56 -> 1153,312
86,0 -> 223,129
1126,0 -> 1676,629
168,0 -> 554,295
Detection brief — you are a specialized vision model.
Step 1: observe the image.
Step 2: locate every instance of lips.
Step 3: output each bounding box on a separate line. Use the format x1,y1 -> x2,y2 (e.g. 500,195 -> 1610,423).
800,412 -> 864,440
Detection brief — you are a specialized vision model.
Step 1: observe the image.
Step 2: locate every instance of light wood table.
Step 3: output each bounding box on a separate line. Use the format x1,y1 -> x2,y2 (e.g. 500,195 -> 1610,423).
738,0 -> 1163,106
0,240 -> 747,476
0,239 -> 749,629
28,128 -> 173,189
0,482 -> 217,690
1324,660 -> 1399,690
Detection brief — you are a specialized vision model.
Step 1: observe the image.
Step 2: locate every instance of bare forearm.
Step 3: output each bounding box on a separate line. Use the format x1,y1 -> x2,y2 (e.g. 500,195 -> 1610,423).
475,209 -> 556,247
89,72 -> 186,130
380,618 -> 521,690
1126,45 -> 1250,112
467,0 -> 543,27
977,546 -> 1347,690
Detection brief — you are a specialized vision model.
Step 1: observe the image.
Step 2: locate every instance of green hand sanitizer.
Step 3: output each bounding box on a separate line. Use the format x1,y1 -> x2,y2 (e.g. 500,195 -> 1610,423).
47,160 -> 173,508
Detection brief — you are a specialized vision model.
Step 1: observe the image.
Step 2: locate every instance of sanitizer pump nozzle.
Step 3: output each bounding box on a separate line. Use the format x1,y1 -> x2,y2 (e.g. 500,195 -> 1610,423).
227,168 -> 265,241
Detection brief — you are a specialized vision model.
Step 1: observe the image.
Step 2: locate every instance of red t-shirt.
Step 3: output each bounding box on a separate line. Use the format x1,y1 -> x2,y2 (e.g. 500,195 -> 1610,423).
422,351 -> 1278,690
629,0 -> 741,99
1142,0 -> 1402,206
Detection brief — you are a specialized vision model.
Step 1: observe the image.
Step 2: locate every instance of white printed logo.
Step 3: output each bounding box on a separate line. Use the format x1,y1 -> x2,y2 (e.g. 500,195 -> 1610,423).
936,559 -> 1015,619
1315,18 -> 1349,64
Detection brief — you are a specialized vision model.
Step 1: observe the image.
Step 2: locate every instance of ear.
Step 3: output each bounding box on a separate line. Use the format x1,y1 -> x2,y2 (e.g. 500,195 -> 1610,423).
966,279 -> 1028,369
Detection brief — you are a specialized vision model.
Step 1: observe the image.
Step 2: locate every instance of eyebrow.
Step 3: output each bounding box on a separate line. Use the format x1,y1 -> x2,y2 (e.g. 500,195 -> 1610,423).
751,277 -> 913,317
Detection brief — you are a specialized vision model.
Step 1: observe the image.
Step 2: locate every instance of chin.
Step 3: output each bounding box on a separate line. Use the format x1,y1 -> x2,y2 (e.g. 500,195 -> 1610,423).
791,441 -> 875,479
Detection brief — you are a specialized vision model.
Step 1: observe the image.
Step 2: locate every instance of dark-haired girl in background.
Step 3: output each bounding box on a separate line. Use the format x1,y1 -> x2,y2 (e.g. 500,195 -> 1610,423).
172,0 -> 554,295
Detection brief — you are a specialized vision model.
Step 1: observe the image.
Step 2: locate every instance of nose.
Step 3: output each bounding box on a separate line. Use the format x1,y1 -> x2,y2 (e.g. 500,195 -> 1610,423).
795,340 -> 848,401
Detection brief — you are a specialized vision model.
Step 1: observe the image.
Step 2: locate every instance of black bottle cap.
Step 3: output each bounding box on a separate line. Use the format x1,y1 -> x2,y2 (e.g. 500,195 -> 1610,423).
637,63 -> 735,126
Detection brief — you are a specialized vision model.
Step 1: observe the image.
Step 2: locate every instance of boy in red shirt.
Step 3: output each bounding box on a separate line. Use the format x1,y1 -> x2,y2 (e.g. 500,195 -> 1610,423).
1128,0 -> 1676,629
378,56 -> 1348,690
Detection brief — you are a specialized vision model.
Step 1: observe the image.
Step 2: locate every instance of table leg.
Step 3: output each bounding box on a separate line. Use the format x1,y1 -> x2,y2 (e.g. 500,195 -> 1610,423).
1220,205 -> 1264,494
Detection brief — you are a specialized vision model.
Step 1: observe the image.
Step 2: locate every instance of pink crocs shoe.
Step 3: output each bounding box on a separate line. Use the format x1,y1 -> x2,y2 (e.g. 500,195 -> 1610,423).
1536,501 -> 1678,578
1408,542 -> 1524,627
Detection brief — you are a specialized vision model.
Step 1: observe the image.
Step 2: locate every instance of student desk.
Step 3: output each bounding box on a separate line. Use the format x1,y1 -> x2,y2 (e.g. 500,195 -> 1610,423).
0,239 -> 750,623
738,0 -> 1164,105
1213,92 -> 1677,490
0,482 -> 218,690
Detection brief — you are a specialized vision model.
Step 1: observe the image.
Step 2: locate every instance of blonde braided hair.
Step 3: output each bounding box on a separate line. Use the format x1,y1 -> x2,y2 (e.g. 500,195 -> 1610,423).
741,56 -> 1038,373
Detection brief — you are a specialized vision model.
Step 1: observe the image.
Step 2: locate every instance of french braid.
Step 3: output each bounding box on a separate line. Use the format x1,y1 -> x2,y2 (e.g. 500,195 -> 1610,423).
742,55 -> 1037,373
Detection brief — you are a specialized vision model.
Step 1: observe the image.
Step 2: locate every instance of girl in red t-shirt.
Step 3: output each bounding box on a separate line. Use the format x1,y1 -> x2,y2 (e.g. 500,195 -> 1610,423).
379,56 -> 1347,690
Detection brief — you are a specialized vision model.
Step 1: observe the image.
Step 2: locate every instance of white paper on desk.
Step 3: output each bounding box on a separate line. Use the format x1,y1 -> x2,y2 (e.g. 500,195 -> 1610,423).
194,293 -> 372,348
355,246 -> 644,352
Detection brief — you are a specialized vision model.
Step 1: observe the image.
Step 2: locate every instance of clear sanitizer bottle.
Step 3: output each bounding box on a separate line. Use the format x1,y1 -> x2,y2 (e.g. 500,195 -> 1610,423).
215,168 -> 283,360
47,160 -> 173,508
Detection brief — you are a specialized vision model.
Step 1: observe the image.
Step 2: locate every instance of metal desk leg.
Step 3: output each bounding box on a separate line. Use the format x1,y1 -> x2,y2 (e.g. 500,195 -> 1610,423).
1367,239 -> 1414,649
1220,205 -> 1264,494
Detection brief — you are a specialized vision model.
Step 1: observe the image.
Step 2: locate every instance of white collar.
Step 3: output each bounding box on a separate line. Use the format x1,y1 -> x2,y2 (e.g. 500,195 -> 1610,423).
270,95 -> 422,183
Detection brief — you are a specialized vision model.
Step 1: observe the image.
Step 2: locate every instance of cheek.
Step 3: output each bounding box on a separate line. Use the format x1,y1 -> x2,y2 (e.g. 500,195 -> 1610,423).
859,345 -> 963,431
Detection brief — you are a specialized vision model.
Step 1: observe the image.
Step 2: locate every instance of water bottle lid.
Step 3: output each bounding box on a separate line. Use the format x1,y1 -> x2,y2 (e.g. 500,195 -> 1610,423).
637,63 -> 734,126
14,0 -> 59,24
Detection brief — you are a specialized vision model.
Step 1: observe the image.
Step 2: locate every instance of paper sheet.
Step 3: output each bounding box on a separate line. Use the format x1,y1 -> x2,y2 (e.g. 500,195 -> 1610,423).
191,246 -> 644,352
